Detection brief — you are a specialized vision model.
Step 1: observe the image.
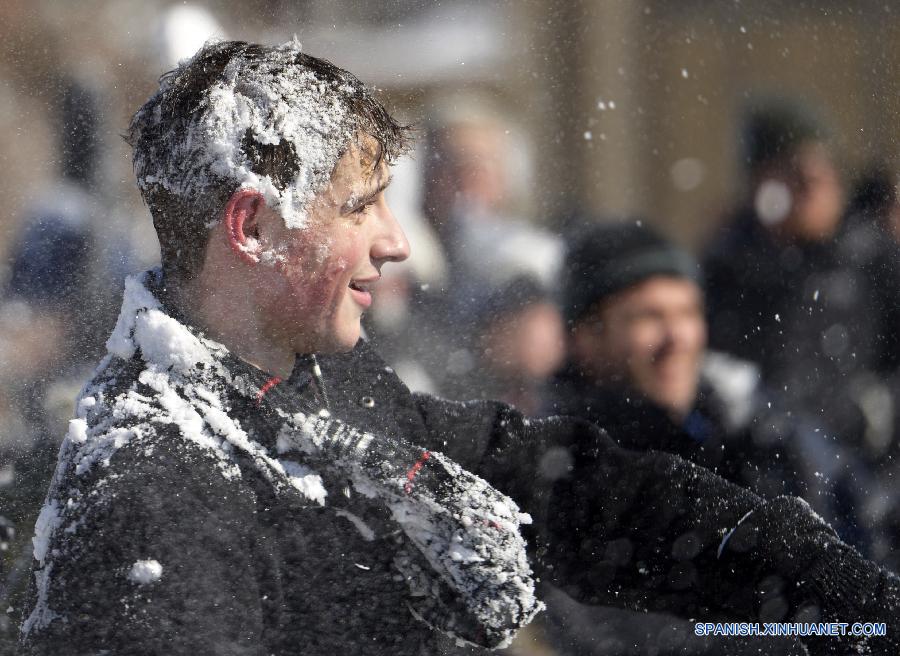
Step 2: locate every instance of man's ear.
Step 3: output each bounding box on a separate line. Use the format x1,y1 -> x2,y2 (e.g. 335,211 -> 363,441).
223,189 -> 265,265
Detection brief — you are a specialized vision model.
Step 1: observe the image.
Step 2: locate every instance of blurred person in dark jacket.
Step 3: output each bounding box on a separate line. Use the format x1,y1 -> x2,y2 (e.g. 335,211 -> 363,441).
845,163 -> 900,247
418,106 -> 564,400
542,221 -> 845,655
703,98 -> 900,467
555,222 -> 829,503
837,164 -> 900,569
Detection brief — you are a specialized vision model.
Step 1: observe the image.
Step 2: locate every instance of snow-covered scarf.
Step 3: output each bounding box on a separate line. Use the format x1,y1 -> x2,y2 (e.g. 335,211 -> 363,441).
25,269 -> 541,648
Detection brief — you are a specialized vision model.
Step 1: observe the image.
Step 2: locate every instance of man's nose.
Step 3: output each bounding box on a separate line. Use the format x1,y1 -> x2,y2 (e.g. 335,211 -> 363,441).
665,314 -> 706,353
372,200 -> 411,264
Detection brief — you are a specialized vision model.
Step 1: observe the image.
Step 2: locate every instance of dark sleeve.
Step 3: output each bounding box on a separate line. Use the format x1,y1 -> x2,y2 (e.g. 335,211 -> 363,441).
412,394 -> 900,655
20,427 -> 269,656
703,249 -> 749,358
871,246 -> 900,372
410,393 -> 761,553
419,399 -> 765,615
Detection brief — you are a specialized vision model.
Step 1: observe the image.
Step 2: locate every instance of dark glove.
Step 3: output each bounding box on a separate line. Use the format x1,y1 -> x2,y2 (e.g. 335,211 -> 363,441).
271,406 -> 543,649
720,495 -> 900,655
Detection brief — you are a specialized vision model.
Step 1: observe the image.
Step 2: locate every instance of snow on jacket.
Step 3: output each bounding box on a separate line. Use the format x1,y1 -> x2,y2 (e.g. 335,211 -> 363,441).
19,270 -> 541,655
18,270 -> 900,655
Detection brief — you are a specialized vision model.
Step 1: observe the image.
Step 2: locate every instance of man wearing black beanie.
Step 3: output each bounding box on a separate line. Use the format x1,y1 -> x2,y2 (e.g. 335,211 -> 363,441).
544,221 -> 842,655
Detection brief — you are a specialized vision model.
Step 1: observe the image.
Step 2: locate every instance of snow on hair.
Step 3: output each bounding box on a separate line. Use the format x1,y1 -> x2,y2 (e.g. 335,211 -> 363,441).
127,39 -> 408,278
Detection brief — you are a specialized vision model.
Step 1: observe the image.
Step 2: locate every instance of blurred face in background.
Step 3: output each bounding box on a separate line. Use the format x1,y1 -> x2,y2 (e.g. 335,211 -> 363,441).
481,300 -> 566,381
756,141 -> 845,242
425,122 -> 509,222
448,123 -> 508,212
572,276 -> 707,420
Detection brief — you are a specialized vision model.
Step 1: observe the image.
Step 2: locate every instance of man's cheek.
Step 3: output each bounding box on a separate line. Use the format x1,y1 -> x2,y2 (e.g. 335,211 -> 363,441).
282,275 -> 332,308
326,243 -> 365,279
329,256 -> 351,277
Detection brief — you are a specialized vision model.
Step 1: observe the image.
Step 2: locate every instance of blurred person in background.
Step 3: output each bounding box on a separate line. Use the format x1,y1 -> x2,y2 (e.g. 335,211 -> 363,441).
844,162 -> 900,249
0,79 -> 122,647
422,101 -> 562,321
420,101 -> 563,398
452,275 -> 565,415
423,97 -> 562,294
555,222 -> 827,502
839,164 -> 900,569
541,221 -> 843,655
702,99 -> 900,557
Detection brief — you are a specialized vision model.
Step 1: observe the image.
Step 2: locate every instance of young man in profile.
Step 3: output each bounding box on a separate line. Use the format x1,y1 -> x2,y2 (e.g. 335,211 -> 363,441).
18,40 -> 900,655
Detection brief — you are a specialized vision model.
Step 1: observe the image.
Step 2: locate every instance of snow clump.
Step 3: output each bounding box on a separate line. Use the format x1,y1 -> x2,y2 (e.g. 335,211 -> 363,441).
127,560 -> 163,584
132,38 -> 356,230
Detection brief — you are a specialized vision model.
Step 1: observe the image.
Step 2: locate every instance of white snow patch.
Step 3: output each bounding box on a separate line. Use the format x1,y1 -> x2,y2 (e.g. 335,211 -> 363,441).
112,391 -> 155,420
281,460 -> 327,505
76,396 -> 96,417
335,509 -> 375,541
21,566 -> 58,636
134,308 -> 214,372
702,351 -> 760,432
132,38 -> 357,230
106,273 -> 161,360
32,501 -> 62,564
755,179 -> 793,225
65,418 -> 88,445
74,427 -> 136,475
128,559 -> 163,584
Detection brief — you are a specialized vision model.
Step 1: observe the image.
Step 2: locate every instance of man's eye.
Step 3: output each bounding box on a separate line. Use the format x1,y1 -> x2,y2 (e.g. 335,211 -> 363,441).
353,200 -> 376,215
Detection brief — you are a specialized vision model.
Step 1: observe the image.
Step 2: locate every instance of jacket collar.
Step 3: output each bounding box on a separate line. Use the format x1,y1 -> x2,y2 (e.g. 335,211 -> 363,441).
107,268 -> 296,404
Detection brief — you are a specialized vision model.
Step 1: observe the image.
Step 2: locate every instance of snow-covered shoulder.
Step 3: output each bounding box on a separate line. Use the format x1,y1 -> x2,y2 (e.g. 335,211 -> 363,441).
22,271 -> 328,639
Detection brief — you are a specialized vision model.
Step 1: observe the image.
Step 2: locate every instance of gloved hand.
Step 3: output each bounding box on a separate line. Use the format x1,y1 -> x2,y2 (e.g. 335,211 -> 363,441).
719,495 -> 900,655
271,407 -> 543,649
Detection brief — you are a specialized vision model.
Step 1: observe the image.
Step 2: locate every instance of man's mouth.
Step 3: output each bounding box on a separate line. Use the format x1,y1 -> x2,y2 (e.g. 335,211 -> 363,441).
348,277 -> 378,308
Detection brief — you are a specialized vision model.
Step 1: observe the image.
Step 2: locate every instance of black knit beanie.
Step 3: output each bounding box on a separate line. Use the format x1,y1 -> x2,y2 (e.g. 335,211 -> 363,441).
562,222 -> 700,325
742,96 -> 827,173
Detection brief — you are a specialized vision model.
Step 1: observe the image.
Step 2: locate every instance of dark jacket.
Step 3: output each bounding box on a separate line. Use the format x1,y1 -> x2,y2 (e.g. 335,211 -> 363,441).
703,207 -> 900,460
19,271 -> 900,655
541,353 -> 838,655
549,352 -> 830,507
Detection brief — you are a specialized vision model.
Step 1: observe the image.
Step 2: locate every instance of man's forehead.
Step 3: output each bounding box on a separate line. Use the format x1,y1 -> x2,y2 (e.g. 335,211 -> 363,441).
357,136 -> 384,174
336,138 -> 389,187
317,139 -> 391,212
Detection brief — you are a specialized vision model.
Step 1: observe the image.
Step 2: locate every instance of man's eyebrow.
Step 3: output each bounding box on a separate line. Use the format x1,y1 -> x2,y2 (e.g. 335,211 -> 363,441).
342,174 -> 393,212
370,174 -> 393,198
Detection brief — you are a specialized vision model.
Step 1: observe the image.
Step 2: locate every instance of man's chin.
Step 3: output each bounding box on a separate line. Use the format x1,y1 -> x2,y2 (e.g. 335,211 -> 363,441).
317,325 -> 361,354
649,386 -> 697,415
